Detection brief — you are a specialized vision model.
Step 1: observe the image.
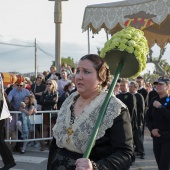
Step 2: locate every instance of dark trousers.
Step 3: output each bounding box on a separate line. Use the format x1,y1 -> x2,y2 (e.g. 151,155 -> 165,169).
153,137 -> 170,170
0,119 -> 15,166
15,130 -> 23,150
133,127 -> 145,155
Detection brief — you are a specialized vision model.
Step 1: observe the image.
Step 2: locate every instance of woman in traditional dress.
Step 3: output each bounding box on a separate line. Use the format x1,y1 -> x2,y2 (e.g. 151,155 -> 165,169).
47,54 -> 134,170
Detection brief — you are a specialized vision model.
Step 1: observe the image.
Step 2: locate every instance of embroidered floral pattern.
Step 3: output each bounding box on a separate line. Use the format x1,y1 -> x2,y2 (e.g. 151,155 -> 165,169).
53,91 -> 126,154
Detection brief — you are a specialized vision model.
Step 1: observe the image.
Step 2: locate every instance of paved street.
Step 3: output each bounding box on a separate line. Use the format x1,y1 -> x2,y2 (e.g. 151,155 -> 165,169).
0,128 -> 158,170
130,128 -> 158,170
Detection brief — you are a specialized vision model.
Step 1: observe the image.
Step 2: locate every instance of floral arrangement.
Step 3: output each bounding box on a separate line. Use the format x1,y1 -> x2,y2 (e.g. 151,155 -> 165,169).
100,27 -> 149,78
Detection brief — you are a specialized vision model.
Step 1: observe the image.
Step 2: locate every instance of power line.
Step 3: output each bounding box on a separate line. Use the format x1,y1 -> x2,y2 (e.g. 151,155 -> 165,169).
0,47 -> 27,56
0,41 -> 55,58
0,42 -> 34,47
37,45 -> 54,58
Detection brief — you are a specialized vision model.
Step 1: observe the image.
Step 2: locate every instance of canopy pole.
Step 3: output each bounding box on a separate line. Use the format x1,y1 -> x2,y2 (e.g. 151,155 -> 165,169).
106,32 -> 109,41
87,28 -> 90,54
83,61 -> 124,158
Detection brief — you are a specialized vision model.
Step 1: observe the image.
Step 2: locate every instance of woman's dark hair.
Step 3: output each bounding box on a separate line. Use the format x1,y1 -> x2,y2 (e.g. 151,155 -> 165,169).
63,82 -> 72,92
80,54 -> 111,88
25,95 -> 34,107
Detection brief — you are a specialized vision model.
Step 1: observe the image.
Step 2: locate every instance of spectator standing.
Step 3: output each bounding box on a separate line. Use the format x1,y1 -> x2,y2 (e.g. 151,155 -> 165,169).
30,74 -> 46,148
5,83 -> 17,95
8,81 -> 30,111
69,74 -> 77,94
16,95 -> 35,154
40,79 -> 58,151
146,77 -> 170,170
57,69 -> 71,97
30,74 -> 46,111
8,81 -> 30,152
71,67 -> 77,75
43,70 -> 50,79
60,63 -> 73,76
24,77 -> 32,91
46,66 -> 61,81
57,82 -> 75,109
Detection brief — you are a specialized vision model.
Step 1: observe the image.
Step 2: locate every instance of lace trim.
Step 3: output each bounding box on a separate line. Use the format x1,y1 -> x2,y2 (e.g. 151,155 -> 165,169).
53,91 -> 126,154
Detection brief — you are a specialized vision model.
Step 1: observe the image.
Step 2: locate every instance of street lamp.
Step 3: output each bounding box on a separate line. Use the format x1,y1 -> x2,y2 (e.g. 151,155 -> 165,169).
49,0 -> 68,71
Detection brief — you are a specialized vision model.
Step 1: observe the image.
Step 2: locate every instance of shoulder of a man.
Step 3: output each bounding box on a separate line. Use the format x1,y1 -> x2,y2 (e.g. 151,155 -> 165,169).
8,88 -> 16,95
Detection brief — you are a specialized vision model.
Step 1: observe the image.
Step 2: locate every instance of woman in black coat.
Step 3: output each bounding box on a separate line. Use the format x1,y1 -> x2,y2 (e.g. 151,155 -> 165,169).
40,79 -> 58,151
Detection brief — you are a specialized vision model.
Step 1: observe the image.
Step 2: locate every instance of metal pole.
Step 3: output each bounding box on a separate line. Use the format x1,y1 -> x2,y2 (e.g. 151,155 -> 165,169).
87,28 -> 90,54
35,38 -> 37,78
106,32 -> 109,41
54,0 -> 62,71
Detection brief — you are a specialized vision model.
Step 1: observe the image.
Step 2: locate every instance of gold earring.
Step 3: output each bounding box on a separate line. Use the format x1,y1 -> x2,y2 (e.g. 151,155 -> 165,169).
98,83 -> 102,93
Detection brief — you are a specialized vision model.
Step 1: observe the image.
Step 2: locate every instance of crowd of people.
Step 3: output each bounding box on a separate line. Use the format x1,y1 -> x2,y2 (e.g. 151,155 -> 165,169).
114,75 -> 170,169
2,63 -> 76,154
1,56 -> 170,169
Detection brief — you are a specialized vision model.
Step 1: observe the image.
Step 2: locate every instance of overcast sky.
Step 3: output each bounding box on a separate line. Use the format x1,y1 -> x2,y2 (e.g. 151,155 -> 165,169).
0,0 -> 169,74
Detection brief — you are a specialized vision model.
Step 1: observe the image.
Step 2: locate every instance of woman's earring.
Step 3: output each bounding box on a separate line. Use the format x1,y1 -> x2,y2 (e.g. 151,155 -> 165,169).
98,83 -> 102,93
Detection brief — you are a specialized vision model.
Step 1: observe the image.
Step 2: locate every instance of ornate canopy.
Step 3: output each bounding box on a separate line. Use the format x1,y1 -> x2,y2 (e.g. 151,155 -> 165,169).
82,0 -> 170,48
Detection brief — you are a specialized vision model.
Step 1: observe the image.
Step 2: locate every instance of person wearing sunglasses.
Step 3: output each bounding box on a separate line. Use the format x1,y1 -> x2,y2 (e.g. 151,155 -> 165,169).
40,79 -> 58,151
7,81 -> 31,152
30,74 -> 46,111
8,82 -> 30,112
30,74 -> 46,148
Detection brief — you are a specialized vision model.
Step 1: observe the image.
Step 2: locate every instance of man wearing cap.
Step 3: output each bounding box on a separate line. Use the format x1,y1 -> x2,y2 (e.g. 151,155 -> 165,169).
146,77 -> 170,170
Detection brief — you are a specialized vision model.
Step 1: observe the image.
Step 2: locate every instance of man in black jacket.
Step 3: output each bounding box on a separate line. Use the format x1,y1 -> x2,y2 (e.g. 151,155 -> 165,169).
116,79 -> 136,164
0,81 -> 16,170
129,81 -> 145,159
146,77 -> 170,170
136,76 -> 148,139
136,76 -> 148,107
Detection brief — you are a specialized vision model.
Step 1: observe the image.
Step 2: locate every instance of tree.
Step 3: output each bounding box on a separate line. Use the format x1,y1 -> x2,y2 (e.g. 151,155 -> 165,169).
52,56 -> 76,69
147,46 -> 167,76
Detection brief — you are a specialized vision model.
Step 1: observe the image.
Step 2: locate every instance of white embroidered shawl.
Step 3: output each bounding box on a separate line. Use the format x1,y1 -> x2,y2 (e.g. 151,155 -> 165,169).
53,91 -> 126,154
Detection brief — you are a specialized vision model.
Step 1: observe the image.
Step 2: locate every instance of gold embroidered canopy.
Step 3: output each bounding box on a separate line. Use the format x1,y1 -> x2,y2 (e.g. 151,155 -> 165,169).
82,0 -> 170,48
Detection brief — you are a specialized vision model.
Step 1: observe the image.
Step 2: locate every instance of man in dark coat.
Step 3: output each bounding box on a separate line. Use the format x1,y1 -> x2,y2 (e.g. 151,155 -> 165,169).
146,77 -> 170,169
136,76 -> 148,138
129,81 -> 145,159
116,79 -> 136,164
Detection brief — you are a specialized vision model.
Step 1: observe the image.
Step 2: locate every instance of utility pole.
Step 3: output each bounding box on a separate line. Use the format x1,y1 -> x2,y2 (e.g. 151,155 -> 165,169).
49,0 -> 68,71
35,38 -> 37,78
